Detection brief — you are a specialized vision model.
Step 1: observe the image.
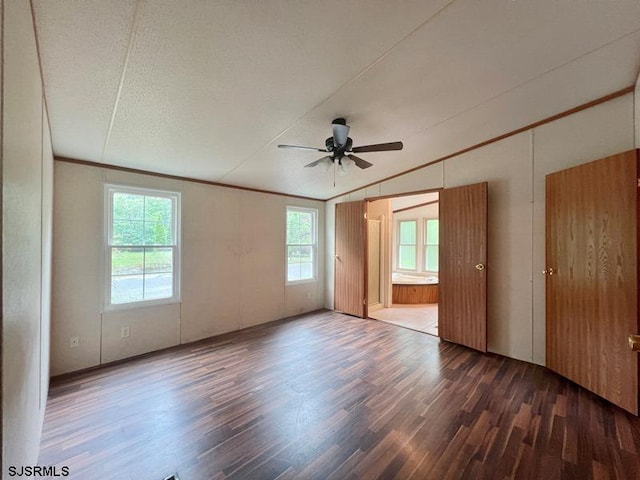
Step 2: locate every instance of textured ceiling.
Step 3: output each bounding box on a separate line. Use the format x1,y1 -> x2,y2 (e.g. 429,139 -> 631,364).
392,193 -> 439,211
33,0 -> 640,200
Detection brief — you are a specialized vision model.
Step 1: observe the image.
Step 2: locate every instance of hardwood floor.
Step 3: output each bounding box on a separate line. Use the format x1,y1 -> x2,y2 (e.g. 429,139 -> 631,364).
39,310 -> 640,479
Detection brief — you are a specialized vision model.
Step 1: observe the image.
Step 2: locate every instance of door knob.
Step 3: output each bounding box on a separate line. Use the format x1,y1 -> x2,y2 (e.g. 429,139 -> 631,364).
629,334 -> 640,352
475,263 -> 485,271
542,268 -> 555,276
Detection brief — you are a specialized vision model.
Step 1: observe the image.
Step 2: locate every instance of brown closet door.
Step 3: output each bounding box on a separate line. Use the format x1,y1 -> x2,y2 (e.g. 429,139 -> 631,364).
334,201 -> 366,317
546,150 -> 639,414
440,182 -> 488,352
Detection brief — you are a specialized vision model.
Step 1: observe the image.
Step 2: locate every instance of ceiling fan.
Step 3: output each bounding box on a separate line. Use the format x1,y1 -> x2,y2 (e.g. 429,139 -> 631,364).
277,118 -> 403,174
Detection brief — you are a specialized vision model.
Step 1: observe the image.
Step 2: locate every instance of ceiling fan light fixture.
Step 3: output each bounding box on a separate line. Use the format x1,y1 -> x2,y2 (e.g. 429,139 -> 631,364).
278,118 -> 403,177
320,157 -> 333,172
341,156 -> 356,172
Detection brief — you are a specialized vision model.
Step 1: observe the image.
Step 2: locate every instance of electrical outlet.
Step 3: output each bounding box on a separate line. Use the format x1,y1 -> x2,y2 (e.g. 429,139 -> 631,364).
69,336 -> 80,348
121,326 -> 130,338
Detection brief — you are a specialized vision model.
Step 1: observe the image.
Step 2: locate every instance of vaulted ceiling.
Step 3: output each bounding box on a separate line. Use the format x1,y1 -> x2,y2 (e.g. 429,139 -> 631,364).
33,1 -> 640,200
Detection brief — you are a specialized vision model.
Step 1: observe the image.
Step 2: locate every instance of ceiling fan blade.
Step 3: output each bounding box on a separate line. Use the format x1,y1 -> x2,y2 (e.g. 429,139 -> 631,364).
347,154 -> 373,169
332,122 -> 350,147
351,141 -> 403,153
304,156 -> 332,168
277,144 -> 328,152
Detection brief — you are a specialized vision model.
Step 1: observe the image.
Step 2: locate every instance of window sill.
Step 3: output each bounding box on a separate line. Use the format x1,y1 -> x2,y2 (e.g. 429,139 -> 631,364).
103,298 -> 181,313
286,278 -> 317,286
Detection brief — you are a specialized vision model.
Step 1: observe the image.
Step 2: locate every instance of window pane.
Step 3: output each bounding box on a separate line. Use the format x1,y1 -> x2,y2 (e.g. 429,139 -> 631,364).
144,196 -> 172,223
143,273 -> 173,300
426,245 -> 439,271
143,221 -> 172,245
109,187 -> 179,307
287,210 -> 313,245
112,220 -> 144,245
399,245 -> 416,269
426,219 -> 439,245
145,247 -> 173,274
112,247 -> 144,276
113,193 -> 144,220
287,245 -> 313,281
111,274 -> 144,304
399,221 -> 416,244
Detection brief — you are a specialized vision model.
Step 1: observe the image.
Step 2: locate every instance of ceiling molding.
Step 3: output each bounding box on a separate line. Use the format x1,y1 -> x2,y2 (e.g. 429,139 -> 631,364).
327,85 -> 635,201
393,200 -> 439,214
54,156 -> 324,202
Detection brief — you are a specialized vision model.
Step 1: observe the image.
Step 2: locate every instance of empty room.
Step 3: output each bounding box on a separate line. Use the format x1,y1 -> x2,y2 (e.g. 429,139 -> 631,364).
4,1 -> 640,479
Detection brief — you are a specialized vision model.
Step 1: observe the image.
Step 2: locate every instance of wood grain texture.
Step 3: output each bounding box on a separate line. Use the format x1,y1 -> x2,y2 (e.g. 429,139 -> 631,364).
392,284 -> 439,304
440,182 -> 488,352
335,201 -> 366,317
39,310 -> 640,479
546,150 -> 639,414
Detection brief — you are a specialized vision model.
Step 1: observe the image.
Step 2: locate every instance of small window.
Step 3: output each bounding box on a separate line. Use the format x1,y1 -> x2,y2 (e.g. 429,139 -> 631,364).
424,219 -> 439,272
105,185 -> 181,309
398,220 -> 417,270
286,206 -> 317,283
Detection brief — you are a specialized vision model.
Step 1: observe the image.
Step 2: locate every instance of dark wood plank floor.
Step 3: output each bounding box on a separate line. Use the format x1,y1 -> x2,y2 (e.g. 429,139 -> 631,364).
39,310 -> 640,479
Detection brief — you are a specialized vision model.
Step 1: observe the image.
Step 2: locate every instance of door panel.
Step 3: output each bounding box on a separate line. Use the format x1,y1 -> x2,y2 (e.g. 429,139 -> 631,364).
335,201 -> 366,317
546,150 -> 638,414
440,182 -> 488,352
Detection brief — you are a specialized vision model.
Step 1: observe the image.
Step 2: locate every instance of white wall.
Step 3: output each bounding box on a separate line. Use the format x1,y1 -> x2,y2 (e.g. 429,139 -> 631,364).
52,162 -> 325,375
326,93 -> 635,365
2,0 -> 54,471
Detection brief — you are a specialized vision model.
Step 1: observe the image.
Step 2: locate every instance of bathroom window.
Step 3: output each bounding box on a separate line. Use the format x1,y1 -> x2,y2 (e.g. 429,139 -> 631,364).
286,206 -> 317,283
424,219 -> 439,272
398,220 -> 417,270
105,185 -> 181,309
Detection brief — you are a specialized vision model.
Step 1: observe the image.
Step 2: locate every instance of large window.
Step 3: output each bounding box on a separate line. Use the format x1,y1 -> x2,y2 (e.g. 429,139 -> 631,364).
424,219 -> 439,272
398,220 -> 417,270
105,185 -> 180,308
286,206 -> 317,283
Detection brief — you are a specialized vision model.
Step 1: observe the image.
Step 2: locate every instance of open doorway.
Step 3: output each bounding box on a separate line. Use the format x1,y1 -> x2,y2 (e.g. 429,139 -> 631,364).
366,191 -> 439,336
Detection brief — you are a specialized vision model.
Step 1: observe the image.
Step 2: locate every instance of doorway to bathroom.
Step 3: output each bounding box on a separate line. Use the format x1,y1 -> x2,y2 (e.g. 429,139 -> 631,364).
366,191 -> 439,336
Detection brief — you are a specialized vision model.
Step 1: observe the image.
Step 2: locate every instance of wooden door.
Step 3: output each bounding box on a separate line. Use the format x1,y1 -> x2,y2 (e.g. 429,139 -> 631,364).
440,182 -> 488,352
335,201 -> 366,317
546,150 -> 639,414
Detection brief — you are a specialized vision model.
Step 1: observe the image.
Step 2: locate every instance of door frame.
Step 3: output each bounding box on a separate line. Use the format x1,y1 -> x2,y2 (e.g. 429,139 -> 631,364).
364,188 -> 443,321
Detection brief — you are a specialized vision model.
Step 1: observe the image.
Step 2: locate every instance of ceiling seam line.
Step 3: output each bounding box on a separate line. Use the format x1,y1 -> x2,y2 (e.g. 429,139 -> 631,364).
100,0 -> 142,163
215,0 -> 458,182
403,26 -> 640,142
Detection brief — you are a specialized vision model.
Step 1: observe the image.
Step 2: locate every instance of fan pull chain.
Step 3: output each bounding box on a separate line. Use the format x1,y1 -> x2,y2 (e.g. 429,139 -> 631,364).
333,159 -> 336,187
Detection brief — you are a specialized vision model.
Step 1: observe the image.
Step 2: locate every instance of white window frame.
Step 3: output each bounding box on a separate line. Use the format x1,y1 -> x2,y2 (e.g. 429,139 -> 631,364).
104,184 -> 181,310
424,218 -> 439,273
397,219 -> 418,271
285,206 -> 318,285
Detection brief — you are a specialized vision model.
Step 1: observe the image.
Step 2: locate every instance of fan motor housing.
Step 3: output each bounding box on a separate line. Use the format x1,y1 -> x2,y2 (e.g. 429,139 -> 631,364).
325,136 -> 352,155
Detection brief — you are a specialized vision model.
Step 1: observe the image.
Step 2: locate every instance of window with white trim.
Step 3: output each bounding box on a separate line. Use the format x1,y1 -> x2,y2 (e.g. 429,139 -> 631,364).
397,220 -> 417,270
424,219 -> 439,272
105,185 -> 181,308
286,206 -> 317,283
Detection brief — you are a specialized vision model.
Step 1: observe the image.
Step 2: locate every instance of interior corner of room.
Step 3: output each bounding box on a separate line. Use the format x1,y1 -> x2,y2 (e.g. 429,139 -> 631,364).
4,0 -> 640,477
